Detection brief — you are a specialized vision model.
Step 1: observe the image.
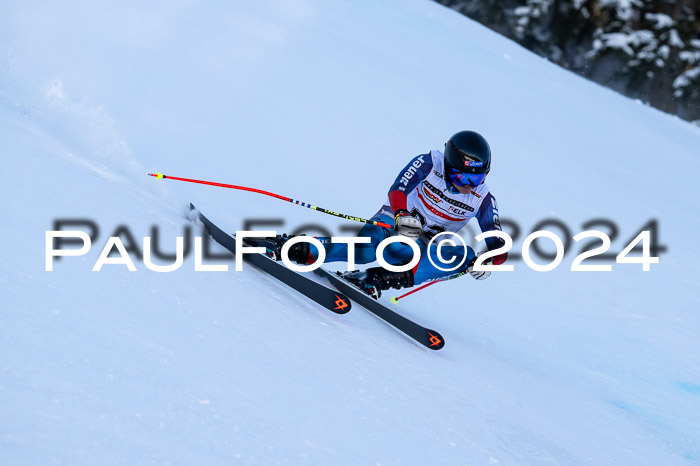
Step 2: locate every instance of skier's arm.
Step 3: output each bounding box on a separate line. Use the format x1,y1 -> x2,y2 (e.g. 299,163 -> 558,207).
476,192 -> 507,265
387,153 -> 433,238
387,153 -> 433,213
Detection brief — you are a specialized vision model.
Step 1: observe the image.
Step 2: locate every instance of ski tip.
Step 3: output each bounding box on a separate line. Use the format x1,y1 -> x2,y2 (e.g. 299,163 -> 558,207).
426,330 -> 445,350
333,294 -> 352,313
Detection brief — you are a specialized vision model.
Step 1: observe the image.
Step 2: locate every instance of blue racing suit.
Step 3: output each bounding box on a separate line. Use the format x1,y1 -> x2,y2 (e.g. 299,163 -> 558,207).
310,150 -> 506,285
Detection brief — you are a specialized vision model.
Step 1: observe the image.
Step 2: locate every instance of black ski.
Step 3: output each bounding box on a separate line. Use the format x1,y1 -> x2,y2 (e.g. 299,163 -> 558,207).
314,268 -> 445,350
190,203 -> 351,314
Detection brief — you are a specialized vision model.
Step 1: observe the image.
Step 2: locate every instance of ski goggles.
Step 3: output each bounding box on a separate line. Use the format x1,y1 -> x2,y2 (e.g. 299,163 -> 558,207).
448,167 -> 486,187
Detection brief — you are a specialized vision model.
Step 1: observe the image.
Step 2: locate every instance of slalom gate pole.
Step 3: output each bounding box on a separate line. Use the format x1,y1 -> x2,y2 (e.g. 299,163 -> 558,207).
148,172 -> 394,229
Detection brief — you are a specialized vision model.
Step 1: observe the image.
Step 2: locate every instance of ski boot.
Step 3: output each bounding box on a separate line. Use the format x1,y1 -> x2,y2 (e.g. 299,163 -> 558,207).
245,234 -> 312,265
342,266 -> 414,299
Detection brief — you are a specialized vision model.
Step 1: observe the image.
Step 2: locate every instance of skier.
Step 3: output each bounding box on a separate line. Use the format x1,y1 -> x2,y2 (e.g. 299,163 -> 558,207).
266,131 -> 507,297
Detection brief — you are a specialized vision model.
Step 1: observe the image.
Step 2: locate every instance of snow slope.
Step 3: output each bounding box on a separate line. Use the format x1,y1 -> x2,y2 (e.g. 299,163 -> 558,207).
2,0 -> 700,464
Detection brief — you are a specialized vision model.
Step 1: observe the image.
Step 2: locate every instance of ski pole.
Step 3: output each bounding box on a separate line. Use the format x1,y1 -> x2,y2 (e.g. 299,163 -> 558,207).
391,281 -> 439,303
148,172 -> 394,229
391,271 -> 468,303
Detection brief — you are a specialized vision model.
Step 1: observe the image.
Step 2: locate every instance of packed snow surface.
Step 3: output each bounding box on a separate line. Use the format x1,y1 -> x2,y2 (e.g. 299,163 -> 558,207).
2,1 -> 699,464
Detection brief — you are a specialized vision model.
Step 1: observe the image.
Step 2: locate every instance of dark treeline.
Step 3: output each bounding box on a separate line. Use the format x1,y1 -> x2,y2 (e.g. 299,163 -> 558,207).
436,0 -> 700,123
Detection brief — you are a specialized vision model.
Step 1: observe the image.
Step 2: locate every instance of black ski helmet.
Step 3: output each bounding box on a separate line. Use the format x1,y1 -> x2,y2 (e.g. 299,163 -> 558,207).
444,131 -> 491,176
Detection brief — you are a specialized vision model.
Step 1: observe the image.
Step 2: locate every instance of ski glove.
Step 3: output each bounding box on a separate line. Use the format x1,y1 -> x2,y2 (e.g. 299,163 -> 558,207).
468,252 -> 492,280
393,210 -> 421,239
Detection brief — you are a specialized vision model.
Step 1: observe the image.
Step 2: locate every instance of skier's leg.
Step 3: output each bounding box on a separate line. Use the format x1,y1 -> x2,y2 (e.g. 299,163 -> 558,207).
257,206 -> 412,266
309,209 -> 398,264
